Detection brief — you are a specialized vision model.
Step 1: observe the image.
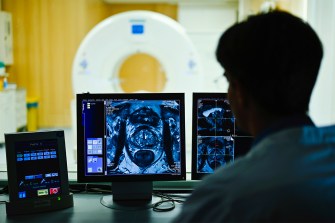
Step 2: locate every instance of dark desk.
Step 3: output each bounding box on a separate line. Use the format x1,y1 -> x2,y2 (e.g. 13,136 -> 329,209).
0,193 -> 187,223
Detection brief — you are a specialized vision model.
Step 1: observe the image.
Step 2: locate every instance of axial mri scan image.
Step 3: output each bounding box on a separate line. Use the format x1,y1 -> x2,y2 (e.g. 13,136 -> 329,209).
197,136 -> 234,173
105,100 -> 181,174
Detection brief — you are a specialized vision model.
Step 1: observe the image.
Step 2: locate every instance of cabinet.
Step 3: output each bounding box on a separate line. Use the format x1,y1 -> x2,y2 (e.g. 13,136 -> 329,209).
16,88 -> 27,131
0,88 -> 27,143
0,89 -> 16,143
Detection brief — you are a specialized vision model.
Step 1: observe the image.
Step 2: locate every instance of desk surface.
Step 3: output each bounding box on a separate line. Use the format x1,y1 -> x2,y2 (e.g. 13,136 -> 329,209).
0,193 -> 186,223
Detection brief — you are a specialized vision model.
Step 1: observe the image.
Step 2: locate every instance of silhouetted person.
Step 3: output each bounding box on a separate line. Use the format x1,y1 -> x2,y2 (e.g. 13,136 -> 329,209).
173,10 -> 335,222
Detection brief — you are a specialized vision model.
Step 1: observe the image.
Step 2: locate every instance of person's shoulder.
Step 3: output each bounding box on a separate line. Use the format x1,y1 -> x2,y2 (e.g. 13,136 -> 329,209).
172,165 -> 240,223
257,124 -> 335,151
299,124 -> 335,144
172,155 -> 270,223
192,152 -> 260,196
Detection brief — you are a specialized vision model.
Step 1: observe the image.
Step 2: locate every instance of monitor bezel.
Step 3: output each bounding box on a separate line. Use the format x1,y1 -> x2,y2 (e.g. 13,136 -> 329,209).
76,93 -> 186,183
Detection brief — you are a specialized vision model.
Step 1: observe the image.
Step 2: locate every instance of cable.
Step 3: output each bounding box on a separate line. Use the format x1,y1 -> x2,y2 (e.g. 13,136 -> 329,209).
153,199 -> 175,212
0,185 -> 8,195
152,192 -> 186,212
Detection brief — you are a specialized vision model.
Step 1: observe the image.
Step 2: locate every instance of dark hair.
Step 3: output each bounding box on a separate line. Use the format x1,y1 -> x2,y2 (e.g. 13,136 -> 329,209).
216,10 -> 323,115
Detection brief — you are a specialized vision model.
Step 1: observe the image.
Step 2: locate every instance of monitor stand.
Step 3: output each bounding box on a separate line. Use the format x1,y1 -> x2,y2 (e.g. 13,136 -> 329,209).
100,181 -> 161,211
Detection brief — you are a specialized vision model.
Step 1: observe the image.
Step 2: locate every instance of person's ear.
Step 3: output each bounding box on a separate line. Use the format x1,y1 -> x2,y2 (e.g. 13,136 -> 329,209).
230,79 -> 248,109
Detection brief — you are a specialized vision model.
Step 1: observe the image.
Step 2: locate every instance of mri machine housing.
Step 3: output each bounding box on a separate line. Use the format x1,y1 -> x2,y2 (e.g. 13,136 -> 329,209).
72,10 -> 203,94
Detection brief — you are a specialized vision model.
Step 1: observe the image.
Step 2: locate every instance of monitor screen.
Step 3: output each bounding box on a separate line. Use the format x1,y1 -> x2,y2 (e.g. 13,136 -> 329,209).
191,93 -> 253,180
14,139 -> 62,199
76,93 -> 186,183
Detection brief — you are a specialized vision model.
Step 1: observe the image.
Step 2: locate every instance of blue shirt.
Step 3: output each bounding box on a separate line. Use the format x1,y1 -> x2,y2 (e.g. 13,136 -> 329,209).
173,123 -> 335,222
253,114 -> 315,146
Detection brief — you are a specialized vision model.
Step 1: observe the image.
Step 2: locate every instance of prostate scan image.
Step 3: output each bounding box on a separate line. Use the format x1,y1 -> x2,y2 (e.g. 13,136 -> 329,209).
197,136 -> 234,173
105,100 -> 181,174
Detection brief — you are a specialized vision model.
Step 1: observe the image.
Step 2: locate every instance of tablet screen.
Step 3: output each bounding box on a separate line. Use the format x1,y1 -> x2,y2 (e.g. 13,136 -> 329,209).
15,139 -> 62,199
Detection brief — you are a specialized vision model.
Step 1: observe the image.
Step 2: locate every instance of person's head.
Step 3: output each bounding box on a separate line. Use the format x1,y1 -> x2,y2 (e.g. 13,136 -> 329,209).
216,10 -> 323,133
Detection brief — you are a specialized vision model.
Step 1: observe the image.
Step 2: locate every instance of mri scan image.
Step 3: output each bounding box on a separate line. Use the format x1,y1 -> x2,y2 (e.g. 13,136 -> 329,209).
198,99 -> 233,119
105,100 -> 181,174
197,99 -> 235,136
197,136 -> 234,173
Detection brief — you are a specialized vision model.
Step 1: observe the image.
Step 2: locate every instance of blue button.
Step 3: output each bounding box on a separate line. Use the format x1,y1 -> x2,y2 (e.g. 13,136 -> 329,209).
132,24 -> 144,34
19,191 -> 26,199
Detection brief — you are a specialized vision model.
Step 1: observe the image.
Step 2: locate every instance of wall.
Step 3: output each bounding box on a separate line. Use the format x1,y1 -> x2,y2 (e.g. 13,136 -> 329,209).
308,0 -> 335,126
238,0 -> 307,21
2,0 -> 177,127
178,1 -> 238,93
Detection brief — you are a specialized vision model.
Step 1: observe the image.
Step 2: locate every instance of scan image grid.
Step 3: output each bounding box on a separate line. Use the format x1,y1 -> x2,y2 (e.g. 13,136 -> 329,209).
196,98 -> 236,173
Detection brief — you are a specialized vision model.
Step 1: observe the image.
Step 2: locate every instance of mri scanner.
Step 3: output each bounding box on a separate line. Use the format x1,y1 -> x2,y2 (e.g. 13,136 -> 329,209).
72,10 -> 202,94
71,10 -> 203,155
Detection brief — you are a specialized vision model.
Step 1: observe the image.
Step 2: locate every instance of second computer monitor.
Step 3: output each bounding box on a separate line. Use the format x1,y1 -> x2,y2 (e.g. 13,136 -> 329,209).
191,92 -> 253,180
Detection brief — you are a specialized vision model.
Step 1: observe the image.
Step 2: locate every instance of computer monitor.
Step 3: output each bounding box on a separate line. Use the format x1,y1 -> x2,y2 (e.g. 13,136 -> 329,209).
191,92 -> 253,180
76,93 -> 186,209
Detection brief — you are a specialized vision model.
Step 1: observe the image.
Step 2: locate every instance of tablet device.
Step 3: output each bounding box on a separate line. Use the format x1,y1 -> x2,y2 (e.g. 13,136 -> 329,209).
5,130 -> 73,215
